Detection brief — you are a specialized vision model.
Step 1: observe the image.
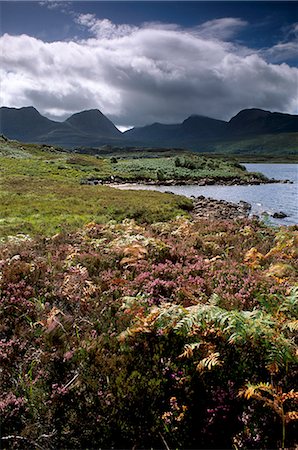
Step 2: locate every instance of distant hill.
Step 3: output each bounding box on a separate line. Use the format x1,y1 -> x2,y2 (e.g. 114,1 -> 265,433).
125,108 -> 298,150
0,106 -> 297,153
0,106 -> 67,142
227,109 -> 298,136
0,107 -> 122,148
65,109 -> 121,138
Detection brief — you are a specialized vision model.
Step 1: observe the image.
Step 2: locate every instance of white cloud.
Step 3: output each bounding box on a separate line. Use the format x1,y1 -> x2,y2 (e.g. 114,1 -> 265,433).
39,1 -> 72,13
75,15 -> 137,40
193,17 -> 248,40
261,22 -> 298,63
263,41 -> 298,63
0,18 -> 297,126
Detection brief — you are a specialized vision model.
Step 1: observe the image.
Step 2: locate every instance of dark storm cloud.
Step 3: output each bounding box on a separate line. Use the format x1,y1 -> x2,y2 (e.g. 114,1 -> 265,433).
0,17 -> 297,127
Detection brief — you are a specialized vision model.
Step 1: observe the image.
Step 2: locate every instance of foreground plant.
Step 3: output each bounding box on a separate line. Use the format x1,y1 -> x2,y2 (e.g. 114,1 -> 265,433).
239,383 -> 298,449
0,218 -> 297,448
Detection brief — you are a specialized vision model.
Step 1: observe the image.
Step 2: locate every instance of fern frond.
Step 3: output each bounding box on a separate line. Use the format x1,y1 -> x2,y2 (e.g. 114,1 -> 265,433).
178,342 -> 202,359
285,320 -> 298,331
279,286 -> 298,317
196,352 -> 222,372
238,382 -> 272,400
285,411 -> 298,423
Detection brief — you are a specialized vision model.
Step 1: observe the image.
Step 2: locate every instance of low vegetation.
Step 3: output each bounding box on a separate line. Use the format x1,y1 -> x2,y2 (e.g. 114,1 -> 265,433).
1,217 -> 297,449
205,133 -> 298,156
109,154 -> 255,182
1,137 -> 297,449
0,139 -> 193,237
0,138 -> 267,237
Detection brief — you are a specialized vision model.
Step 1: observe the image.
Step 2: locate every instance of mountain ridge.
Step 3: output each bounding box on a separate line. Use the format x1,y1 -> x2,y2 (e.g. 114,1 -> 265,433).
0,106 -> 297,153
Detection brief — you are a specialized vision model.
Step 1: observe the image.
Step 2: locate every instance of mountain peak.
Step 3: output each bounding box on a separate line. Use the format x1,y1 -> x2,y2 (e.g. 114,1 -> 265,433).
65,109 -> 121,137
68,109 -> 105,117
2,105 -> 40,115
230,108 -> 271,122
229,108 -> 298,135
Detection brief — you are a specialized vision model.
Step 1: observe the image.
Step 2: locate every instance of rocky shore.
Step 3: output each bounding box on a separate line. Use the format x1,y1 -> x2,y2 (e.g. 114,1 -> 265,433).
192,196 -> 252,220
82,175 -> 290,186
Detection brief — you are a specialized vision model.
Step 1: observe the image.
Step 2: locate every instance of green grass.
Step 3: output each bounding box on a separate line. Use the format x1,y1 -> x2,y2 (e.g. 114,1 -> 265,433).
108,154 -> 260,182
0,137 -> 273,237
0,139 -> 193,237
197,133 -> 298,157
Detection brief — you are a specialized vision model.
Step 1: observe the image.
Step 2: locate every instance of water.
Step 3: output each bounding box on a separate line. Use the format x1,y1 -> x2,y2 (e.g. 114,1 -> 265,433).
114,164 -> 298,226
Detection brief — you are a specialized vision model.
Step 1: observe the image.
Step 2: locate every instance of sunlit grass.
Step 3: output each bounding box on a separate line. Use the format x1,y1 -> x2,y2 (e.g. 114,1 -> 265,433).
0,140 -> 193,237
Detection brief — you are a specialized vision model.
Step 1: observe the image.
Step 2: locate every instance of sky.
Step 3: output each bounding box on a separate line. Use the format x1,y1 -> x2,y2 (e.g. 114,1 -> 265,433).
0,1 -> 297,130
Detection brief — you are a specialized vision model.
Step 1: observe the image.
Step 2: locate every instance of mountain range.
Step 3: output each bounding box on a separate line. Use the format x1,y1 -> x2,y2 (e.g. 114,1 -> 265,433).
0,106 -> 297,153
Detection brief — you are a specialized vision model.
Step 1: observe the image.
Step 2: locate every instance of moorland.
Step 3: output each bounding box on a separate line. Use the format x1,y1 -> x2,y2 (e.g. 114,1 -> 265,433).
0,136 -> 270,238
0,136 -> 297,449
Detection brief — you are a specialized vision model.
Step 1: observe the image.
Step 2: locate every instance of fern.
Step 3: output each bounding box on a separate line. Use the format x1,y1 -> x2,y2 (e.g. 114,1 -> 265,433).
119,288 -> 297,370
285,320 -> 298,331
239,382 -> 298,449
278,286 -> 298,317
179,342 -> 202,359
196,352 -> 222,372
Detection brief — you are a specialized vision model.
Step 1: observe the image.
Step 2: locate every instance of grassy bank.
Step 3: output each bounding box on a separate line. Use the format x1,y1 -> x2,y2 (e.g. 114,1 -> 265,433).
0,139 -> 193,237
0,138 -> 266,237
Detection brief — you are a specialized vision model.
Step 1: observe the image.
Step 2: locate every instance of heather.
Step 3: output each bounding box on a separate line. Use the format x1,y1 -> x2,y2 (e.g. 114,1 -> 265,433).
1,217 -> 297,449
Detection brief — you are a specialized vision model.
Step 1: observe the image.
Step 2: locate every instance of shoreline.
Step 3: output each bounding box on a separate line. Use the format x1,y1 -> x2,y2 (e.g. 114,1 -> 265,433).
84,175 -> 291,187
192,196 -> 252,220
109,183 -> 292,223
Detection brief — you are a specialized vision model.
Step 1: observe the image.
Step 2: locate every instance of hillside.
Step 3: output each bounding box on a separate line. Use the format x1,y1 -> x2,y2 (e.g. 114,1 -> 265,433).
0,107 -> 123,148
1,214 -> 297,449
125,108 -> 298,152
0,106 -> 297,153
0,136 -> 272,237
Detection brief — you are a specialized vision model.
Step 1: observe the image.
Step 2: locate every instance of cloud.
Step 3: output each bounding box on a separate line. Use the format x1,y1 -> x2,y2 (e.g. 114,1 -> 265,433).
0,18 -> 297,127
261,23 -> 298,63
193,17 -> 248,40
39,1 -> 73,13
75,15 -> 137,40
264,41 -> 298,63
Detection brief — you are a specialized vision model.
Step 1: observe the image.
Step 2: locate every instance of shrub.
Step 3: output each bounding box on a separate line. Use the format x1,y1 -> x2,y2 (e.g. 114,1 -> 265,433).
0,218 -> 297,449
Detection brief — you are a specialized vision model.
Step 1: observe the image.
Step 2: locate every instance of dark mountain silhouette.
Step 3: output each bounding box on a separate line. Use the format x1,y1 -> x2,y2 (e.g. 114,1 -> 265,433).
124,109 -> 298,152
65,109 -> 121,138
125,108 -> 298,145
0,107 -> 122,147
227,108 -> 298,136
180,115 -> 227,139
0,106 -> 68,141
126,115 -> 227,145
0,106 -> 297,152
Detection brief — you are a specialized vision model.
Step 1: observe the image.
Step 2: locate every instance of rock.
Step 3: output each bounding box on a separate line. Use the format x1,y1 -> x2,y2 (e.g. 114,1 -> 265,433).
272,211 -> 288,219
239,201 -> 252,212
192,196 -> 252,221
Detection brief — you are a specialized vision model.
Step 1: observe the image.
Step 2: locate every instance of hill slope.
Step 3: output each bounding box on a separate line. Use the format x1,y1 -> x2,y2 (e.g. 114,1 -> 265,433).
125,108 -> 298,151
0,106 -> 297,153
0,107 -> 122,148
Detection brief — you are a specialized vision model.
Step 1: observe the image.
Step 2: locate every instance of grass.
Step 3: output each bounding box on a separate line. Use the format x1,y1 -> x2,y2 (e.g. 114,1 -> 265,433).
0,137 -> 276,237
0,139 -> 193,237
198,133 -> 298,157
110,155 -> 252,181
